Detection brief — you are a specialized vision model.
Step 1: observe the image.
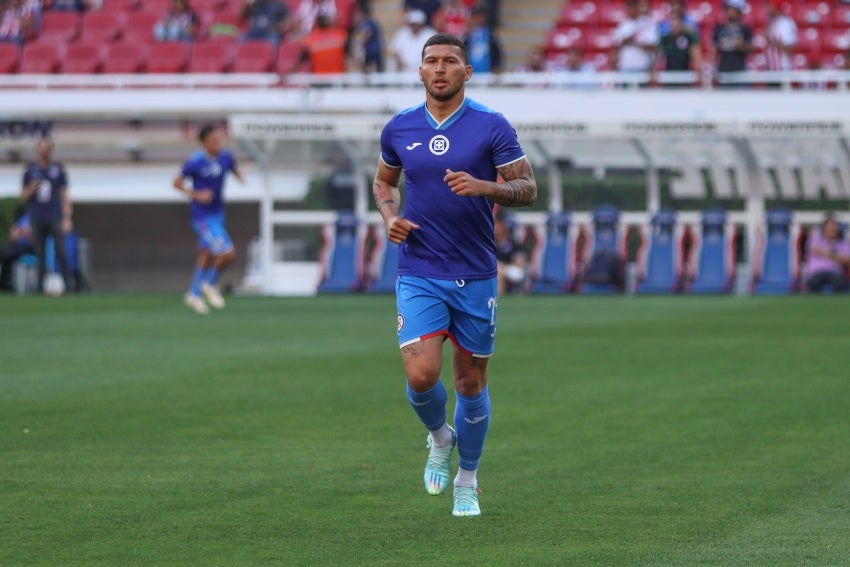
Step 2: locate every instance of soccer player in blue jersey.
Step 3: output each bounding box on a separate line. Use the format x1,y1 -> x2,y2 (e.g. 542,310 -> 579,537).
373,33 -> 537,517
172,124 -> 245,314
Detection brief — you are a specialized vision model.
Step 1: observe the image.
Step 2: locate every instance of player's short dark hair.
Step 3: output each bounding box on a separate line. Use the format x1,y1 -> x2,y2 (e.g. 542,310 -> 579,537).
422,33 -> 469,65
198,124 -> 218,143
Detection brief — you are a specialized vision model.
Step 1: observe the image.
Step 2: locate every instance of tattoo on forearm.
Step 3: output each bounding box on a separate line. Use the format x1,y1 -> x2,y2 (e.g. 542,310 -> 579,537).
494,159 -> 537,207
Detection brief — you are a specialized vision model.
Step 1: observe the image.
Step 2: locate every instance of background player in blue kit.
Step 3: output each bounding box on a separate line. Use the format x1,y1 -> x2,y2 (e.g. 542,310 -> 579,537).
372,33 -> 537,517
172,124 -> 245,314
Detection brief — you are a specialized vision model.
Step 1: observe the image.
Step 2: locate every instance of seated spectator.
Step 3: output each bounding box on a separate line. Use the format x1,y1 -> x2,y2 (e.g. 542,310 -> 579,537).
404,0 -> 441,28
464,5 -> 502,73
349,2 -> 384,73
805,214 -> 850,293
0,0 -> 37,45
659,13 -> 702,74
494,212 -> 527,295
432,0 -> 469,38
301,14 -> 346,73
657,0 -> 697,36
0,211 -> 35,293
612,0 -> 658,73
154,0 -> 198,43
291,0 -> 336,38
240,0 -> 289,43
44,0 -> 89,12
390,9 -> 435,72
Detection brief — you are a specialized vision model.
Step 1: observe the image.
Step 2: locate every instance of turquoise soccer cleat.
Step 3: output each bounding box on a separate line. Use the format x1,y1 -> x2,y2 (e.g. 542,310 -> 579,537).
452,485 -> 481,517
423,425 -> 456,495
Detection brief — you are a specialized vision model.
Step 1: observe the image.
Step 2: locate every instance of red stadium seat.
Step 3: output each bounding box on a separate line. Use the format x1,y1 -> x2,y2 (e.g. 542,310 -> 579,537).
103,42 -> 147,73
145,41 -> 190,73
276,40 -> 307,75
545,27 -> 585,53
233,40 -> 276,72
123,12 -> 160,44
0,43 -> 20,73
799,2 -> 831,27
61,42 -> 104,74
139,0 -> 172,15
38,11 -> 82,44
821,28 -> 850,54
188,40 -> 234,73
796,27 -> 822,56
335,0 -> 357,29
596,4 -> 626,26
80,11 -> 126,43
192,0 -> 229,10
100,0 -> 139,13
20,43 -> 62,73
584,26 -> 617,54
835,5 -> 850,27
205,12 -> 244,41
559,1 -> 598,26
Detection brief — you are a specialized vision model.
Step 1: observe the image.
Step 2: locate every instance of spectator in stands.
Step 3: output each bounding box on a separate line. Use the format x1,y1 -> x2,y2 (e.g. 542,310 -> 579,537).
657,0 -> 697,36
494,212 -> 527,295
291,0 -> 336,38
710,0 -> 753,75
390,9 -> 436,72
240,0 -> 289,43
432,0 -> 470,38
659,12 -> 703,79
154,0 -> 198,43
301,13 -> 347,73
0,210 -> 35,293
612,0 -> 659,73
804,214 -> 850,293
464,6 -> 502,74
19,137 -> 74,295
44,0 -> 89,12
324,153 -> 356,211
764,0 -> 797,71
0,0 -> 37,45
349,2 -> 384,73
404,0 -> 441,28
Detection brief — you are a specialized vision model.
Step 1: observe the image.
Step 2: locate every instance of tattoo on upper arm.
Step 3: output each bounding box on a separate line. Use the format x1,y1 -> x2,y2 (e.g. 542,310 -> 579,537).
494,159 -> 537,207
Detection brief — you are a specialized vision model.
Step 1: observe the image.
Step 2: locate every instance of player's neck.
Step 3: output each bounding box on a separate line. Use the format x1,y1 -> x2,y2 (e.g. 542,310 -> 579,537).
425,94 -> 465,123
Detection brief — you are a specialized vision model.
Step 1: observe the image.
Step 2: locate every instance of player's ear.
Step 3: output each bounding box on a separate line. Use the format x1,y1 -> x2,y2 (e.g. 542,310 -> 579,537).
464,64 -> 472,82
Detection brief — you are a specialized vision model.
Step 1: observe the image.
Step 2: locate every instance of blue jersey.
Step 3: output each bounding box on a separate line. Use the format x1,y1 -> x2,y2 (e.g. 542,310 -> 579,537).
22,162 -> 68,223
181,149 -> 237,220
380,97 -> 526,280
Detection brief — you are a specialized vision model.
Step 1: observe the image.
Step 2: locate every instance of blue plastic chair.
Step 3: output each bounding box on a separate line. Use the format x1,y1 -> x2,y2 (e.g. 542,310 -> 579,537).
528,212 -> 576,294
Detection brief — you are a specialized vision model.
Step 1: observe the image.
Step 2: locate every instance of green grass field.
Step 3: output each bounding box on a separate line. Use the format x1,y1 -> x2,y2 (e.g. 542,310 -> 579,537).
1,294 -> 849,566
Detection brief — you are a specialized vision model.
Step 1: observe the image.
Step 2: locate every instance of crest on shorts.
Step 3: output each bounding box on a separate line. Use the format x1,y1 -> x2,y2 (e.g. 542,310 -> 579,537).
397,314 -> 404,334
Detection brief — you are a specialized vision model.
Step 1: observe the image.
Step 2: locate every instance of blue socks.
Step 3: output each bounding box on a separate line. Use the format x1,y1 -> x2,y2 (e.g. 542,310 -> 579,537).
202,266 -> 220,286
189,266 -> 205,296
406,381 -> 448,432
455,386 -> 491,472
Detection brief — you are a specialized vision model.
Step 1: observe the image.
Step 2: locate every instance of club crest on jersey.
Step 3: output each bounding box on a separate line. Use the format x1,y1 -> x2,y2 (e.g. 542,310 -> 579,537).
397,314 -> 405,334
429,135 -> 449,156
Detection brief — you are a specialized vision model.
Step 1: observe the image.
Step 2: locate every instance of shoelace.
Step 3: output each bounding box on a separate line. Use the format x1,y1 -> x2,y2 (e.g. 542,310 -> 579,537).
426,438 -> 452,467
454,486 -> 481,507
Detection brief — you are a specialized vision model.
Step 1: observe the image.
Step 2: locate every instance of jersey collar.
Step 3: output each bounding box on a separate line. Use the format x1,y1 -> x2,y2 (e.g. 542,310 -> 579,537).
424,97 -> 469,130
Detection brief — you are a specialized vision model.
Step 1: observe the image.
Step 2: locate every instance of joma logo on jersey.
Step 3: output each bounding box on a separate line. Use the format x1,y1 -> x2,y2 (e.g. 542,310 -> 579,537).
429,135 -> 450,156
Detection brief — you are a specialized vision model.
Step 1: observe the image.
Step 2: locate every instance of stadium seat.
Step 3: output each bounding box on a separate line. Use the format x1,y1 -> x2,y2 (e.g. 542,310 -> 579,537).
335,0 -> 357,29
546,27 -> 585,53
528,212 -> 577,294
192,0 -> 229,11
139,0 -> 172,15
596,4 -> 627,26
799,1 -> 831,27
583,27 -> 617,54
123,12 -> 160,44
365,228 -> 399,294
20,43 -> 62,73
834,5 -> 850,27
578,205 -> 627,294
145,41 -> 190,73
38,10 -> 82,44
317,211 -> 367,293
560,1 -> 598,26
685,208 -> 737,294
79,11 -> 126,44
188,40 -> 234,73
277,40 -> 307,75
61,42 -> 104,74
100,0 -> 138,13
634,209 -> 685,294
820,28 -> 850,54
796,27 -> 822,56
0,43 -> 20,73
233,40 -> 277,72
103,43 -> 146,73
750,209 -> 800,295
205,11 -> 243,41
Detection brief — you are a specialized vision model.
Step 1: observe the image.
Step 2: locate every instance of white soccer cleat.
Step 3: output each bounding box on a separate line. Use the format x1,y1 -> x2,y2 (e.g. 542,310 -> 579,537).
424,425 -> 456,495
201,283 -> 225,309
452,485 -> 481,517
184,293 -> 210,315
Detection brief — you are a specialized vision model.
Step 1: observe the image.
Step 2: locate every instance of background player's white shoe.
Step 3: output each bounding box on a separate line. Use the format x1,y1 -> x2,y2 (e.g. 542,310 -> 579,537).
201,283 -> 225,309
184,293 -> 209,314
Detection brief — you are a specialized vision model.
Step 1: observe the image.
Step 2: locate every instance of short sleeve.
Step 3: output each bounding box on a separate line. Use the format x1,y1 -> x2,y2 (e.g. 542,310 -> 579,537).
379,120 -> 401,168
490,113 -> 525,169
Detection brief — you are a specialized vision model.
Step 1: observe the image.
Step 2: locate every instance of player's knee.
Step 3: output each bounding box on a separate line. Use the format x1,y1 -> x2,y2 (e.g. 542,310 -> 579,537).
406,371 -> 440,392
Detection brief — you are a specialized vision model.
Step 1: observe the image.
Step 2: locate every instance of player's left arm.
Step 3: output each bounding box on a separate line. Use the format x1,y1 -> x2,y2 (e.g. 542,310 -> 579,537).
444,157 -> 537,207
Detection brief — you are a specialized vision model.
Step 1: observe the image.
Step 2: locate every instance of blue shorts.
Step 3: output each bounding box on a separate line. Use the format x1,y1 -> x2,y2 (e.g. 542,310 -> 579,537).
396,275 -> 498,358
191,213 -> 233,255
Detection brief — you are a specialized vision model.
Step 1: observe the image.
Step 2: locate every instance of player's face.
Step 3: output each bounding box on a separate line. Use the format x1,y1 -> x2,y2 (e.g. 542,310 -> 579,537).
419,44 -> 471,102
202,129 -> 225,155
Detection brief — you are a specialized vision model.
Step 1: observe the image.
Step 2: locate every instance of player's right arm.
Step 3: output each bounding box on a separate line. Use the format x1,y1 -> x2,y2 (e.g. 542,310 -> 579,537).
20,169 -> 38,202
373,159 -> 419,244
172,172 -> 212,204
